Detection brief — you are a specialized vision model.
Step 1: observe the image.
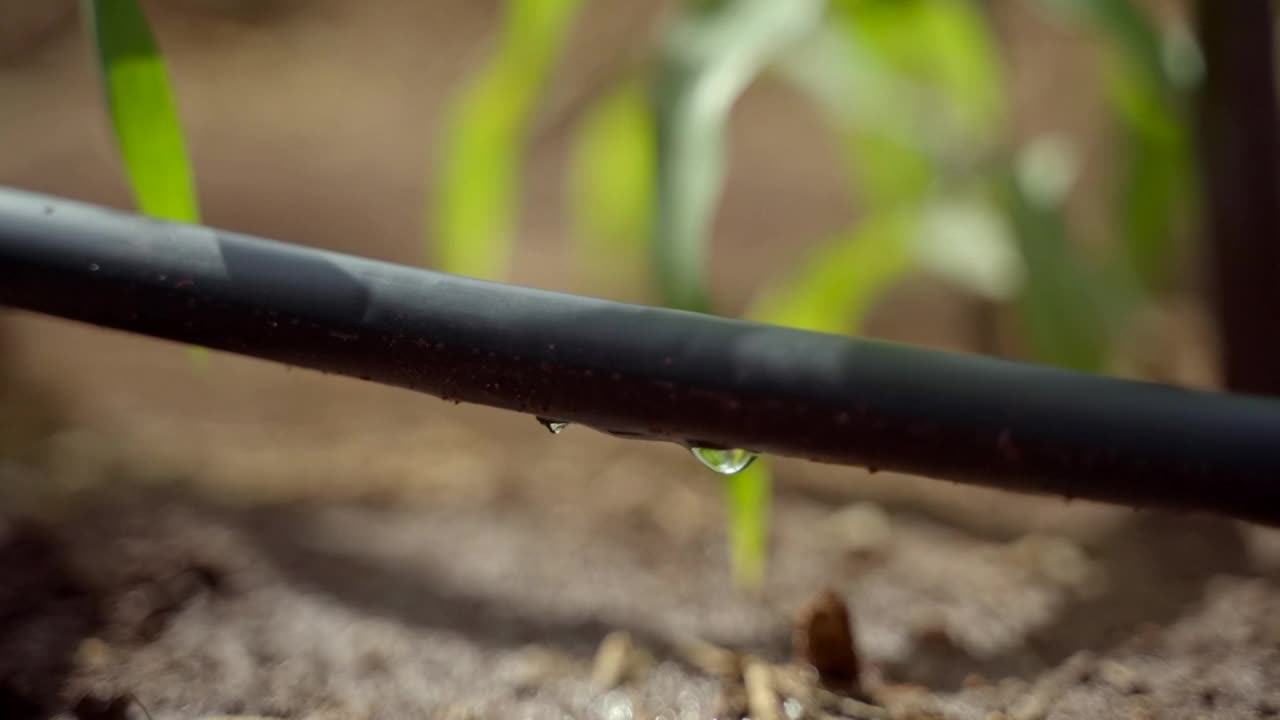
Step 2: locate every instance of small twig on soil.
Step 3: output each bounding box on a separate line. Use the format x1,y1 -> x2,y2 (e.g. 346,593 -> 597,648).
591,631 -> 635,690
772,668 -> 890,720
793,588 -> 863,696
675,638 -> 741,678
744,660 -> 783,720
675,589 -> 894,720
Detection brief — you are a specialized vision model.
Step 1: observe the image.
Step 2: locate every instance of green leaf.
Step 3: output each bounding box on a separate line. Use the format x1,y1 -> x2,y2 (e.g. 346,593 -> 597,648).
86,0 -> 206,366
847,129 -> 938,209
652,0 -> 825,590
772,23 -> 909,132
748,211 -> 915,333
722,459 -> 771,591
1006,140 -> 1110,372
774,0 -> 1016,303
736,3 -> 1012,590
1110,76 -> 1192,293
736,214 -> 916,593
567,79 -> 656,285
431,0 -> 584,279
829,0 -> 1004,138
915,192 -> 1023,301
653,0 -> 825,311
778,0 -> 1005,207
772,25 -> 937,203
1034,0 -> 1168,99
85,0 -> 199,223
1102,46 -> 1194,295
750,195 -> 1022,338
1035,0 -> 1196,294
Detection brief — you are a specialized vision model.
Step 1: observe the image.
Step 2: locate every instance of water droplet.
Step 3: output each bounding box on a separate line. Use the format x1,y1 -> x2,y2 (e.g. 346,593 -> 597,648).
536,416 -> 568,435
88,263 -> 100,272
689,447 -> 757,475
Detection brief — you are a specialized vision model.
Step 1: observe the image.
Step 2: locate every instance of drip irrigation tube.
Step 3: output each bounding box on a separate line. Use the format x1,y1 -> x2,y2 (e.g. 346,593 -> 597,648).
2,187 -> 1279,524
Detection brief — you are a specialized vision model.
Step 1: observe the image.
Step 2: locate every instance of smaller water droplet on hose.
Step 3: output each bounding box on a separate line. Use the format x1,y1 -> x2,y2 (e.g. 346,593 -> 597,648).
88,263 -> 100,272
689,447 -> 757,475
536,416 -> 569,435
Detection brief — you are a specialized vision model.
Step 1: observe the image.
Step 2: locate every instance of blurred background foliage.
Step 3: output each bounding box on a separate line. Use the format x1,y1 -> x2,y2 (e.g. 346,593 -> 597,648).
421,0 -> 1200,583
76,0 -> 1203,585
431,0 -> 1198,371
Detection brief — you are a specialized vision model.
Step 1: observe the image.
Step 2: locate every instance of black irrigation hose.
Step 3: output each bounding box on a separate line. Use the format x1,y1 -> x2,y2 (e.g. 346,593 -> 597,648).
2,186 -> 1280,525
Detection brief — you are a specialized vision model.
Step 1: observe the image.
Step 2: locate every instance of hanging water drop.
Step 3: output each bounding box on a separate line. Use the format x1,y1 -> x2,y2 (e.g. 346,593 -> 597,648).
689,446 -> 757,475
536,416 -> 569,435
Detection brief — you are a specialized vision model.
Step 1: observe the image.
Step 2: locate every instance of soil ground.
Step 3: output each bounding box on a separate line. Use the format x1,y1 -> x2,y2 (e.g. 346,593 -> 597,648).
3,405 -> 1280,720
3,2 -> 1280,719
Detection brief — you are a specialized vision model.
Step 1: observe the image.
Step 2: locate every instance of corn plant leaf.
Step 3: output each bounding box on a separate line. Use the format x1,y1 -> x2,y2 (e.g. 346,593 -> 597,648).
772,23 -> 910,135
653,0 -> 823,589
721,460 -> 771,591
748,212 -> 915,333
85,0 -> 206,365
915,193 -> 1023,300
85,0 -> 199,223
1071,0 -> 1194,295
653,0 -> 825,312
738,212 -> 916,593
1005,140 -> 1110,372
1105,57 -> 1193,293
738,2 -> 1009,590
431,0 -> 584,279
1036,0 -> 1196,294
1035,0 -> 1168,98
567,79 -> 655,287
828,0 -> 1004,139
777,1 -> 1017,296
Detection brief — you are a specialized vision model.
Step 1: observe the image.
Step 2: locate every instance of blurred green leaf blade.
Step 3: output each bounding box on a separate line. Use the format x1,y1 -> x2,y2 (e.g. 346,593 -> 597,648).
431,0 -> 584,279
737,0 -> 1012,591
1101,35 -> 1195,294
654,0 -> 825,590
654,0 -> 825,311
87,0 -> 205,364
740,212 -> 919,594
749,211 -> 915,333
1037,0 -> 1197,294
829,0 -> 1005,138
722,459 -> 771,591
85,0 -> 199,223
1036,0 -> 1168,98
776,0 -> 1025,307
1114,103 -> 1192,293
916,192 -> 1024,301
846,129 -> 936,209
1006,138 -> 1110,372
568,79 -> 656,283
